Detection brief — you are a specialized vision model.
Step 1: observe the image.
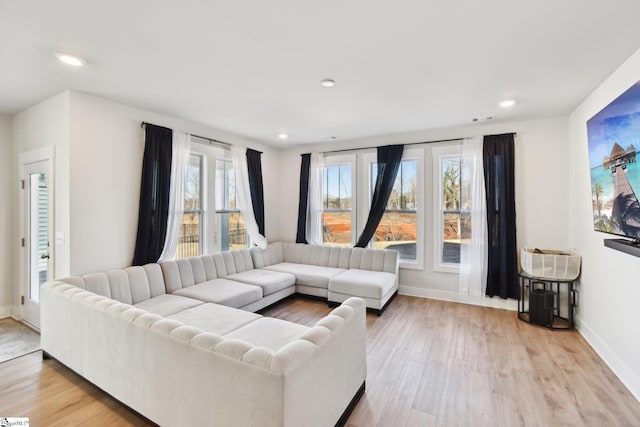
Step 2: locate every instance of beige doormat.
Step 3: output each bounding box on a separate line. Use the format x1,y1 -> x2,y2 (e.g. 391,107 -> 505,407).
0,318 -> 41,363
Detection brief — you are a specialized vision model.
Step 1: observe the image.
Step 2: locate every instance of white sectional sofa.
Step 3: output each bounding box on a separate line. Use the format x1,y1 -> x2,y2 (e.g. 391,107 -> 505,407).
40,242 -> 398,426
41,261 -> 367,427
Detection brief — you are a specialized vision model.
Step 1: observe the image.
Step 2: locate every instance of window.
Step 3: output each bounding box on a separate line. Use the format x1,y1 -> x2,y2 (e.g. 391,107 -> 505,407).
175,140 -> 249,259
433,145 -> 472,270
215,158 -> 247,251
359,148 -> 423,268
370,159 -> 418,261
321,155 -> 355,246
177,154 -> 202,258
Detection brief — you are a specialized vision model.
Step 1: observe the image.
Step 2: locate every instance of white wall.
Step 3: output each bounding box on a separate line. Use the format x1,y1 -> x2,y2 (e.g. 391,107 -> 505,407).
67,91 -> 280,275
278,117 -> 570,309
9,90 -> 280,282
568,48 -> 640,400
0,114 -> 14,316
11,91 -> 72,282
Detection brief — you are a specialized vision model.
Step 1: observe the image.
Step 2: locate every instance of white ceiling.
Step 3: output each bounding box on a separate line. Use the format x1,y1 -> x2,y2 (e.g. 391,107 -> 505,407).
2,1 -> 640,146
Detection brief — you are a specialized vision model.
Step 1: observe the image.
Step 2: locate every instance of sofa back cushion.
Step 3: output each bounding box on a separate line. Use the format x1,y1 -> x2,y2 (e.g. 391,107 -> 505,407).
250,242 -> 283,268
58,263 -> 166,304
212,250 -> 254,276
281,243 -> 351,269
161,249 -> 255,292
252,242 -> 398,274
348,247 -> 398,274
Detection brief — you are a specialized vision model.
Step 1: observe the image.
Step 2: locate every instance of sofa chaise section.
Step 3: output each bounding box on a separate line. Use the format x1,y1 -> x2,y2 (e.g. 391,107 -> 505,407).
251,243 -> 350,298
328,247 -> 399,314
251,242 -> 399,314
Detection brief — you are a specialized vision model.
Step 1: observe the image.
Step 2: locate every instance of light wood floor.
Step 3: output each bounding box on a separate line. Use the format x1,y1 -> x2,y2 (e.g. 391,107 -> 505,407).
1,295 -> 639,426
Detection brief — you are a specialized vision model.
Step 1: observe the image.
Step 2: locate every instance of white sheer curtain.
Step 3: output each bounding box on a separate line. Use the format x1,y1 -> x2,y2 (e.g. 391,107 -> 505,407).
306,152 -> 324,245
459,136 -> 488,297
159,131 -> 191,262
231,145 -> 268,249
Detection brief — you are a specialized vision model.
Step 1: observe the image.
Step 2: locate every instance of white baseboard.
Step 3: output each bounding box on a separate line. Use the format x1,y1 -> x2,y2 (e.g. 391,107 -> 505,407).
575,315 -> 640,401
398,286 -> 518,311
1,305 -> 23,320
11,305 -> 22,320
0,305 -> 11,318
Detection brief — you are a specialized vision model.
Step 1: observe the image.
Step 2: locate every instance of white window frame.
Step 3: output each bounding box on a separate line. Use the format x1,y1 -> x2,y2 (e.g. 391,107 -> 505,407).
189,137 -> 251,255
175,152 -> 204,259
432,144 -> 464,273
214,156 -> 249,251
321,154 -> 357,246
361,148 -> 424,270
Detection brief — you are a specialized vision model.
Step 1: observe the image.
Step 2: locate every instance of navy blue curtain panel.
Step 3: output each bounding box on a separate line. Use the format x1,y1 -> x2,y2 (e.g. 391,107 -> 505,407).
355,144 -> 404,248
246,148 -> 265,236
132,124 -> 173,266
295,154 -> 311,243
483,133 -> 518,299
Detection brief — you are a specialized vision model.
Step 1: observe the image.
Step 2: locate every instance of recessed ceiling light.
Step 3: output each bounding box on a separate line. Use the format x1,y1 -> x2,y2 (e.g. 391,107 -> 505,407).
320,79 -> 335,87
498,99 -> 516,108
56,53 -> 86,67
277,133 -> 288,140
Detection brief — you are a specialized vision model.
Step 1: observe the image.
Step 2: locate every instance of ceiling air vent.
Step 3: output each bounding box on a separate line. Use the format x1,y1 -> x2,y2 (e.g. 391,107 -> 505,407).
472,115 -> 495,123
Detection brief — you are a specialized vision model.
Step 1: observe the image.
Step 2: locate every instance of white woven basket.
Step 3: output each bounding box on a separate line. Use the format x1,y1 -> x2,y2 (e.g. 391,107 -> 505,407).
520,248 -> 581,280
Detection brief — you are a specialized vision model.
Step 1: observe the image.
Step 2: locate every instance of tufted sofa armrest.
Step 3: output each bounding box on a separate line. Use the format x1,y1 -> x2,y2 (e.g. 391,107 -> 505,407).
270,297 -> 365,373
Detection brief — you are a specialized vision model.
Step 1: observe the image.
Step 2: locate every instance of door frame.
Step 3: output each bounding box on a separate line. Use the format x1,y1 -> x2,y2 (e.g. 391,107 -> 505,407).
18,146 -> 55,329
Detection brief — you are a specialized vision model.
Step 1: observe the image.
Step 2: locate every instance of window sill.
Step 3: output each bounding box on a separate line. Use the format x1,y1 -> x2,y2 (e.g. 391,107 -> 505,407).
399,260 -> 423,271
433,264 -> 460,274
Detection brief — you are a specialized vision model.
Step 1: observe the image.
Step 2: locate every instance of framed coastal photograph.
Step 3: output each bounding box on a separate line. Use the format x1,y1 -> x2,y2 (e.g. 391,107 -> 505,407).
587,80 -> 640,239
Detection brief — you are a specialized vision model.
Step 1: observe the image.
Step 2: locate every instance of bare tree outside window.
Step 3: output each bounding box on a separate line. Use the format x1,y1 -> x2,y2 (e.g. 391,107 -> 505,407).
441,156 -> 472,264
371,160 -> 418,261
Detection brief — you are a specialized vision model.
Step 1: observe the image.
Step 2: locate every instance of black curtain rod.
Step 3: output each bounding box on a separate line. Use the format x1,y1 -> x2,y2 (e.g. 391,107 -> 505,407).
322,133 -> 516,155
140,121 -> 264,154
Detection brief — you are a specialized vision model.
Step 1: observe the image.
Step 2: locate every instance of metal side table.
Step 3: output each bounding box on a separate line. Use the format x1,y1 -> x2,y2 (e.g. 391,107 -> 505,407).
518,272 -> 576,330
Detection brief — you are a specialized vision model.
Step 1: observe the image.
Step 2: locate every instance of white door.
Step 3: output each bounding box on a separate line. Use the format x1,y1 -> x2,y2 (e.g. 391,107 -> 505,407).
21,158 -> 53,329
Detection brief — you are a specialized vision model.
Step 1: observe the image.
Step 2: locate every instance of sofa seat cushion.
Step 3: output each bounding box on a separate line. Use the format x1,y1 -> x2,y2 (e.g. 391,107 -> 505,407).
329,269 -> 396,299
167,303 -> 261,335
133,294 -> 204,317
173,279 -> 263,309
226,269 -> 295,296
264,263 -> 345,288
225,317 -> 309,352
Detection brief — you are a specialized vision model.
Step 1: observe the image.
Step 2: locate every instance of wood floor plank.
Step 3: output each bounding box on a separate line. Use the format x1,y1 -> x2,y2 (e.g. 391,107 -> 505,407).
434,358 -> 469,426
376,359 -> 425,427
412,359 -> 448,416
492,391 -> 523,427
406,408 -> 436,427
347,346 -> 409,426
1,295 -> 639,427
465,368 -> 497,427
